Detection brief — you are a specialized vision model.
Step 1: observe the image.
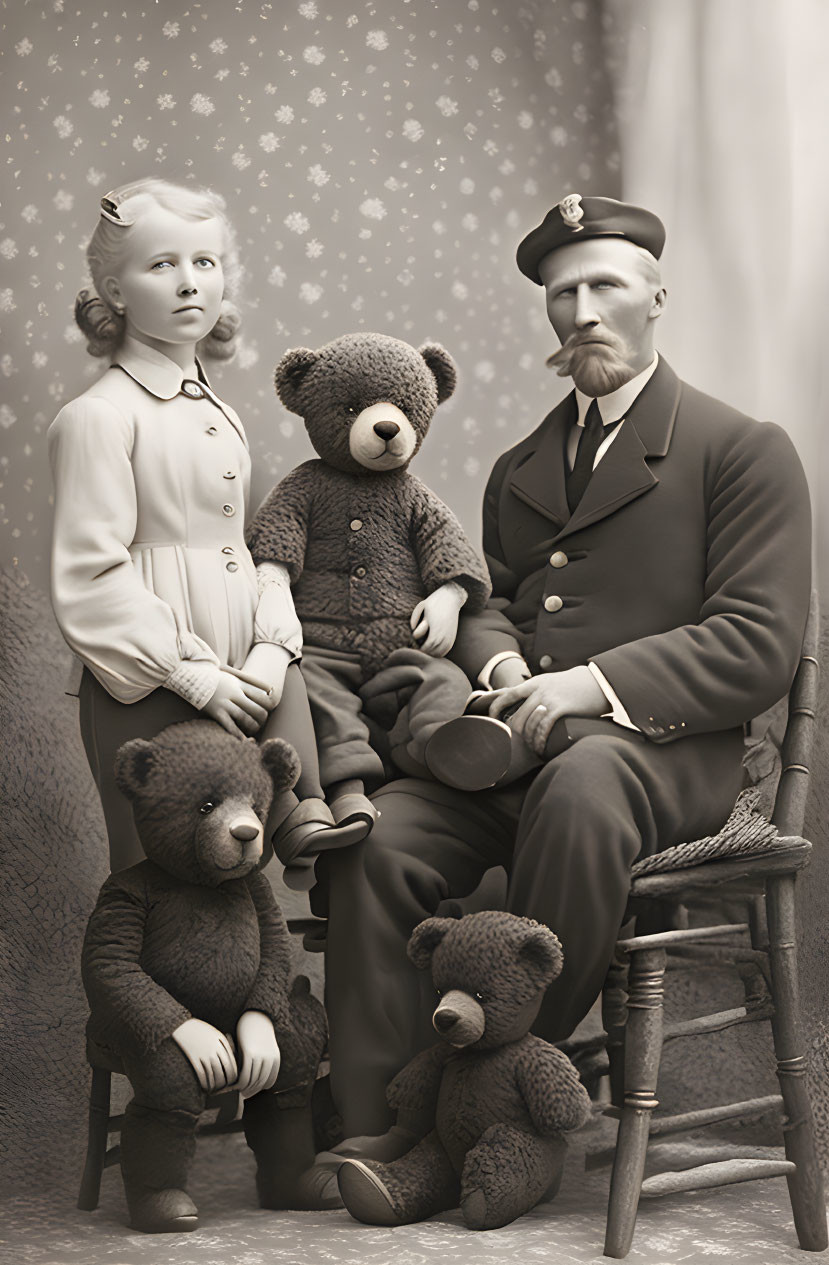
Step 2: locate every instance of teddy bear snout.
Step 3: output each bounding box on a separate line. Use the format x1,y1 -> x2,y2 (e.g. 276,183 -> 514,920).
432,989 -> 486,1047
229,819 -> 261,843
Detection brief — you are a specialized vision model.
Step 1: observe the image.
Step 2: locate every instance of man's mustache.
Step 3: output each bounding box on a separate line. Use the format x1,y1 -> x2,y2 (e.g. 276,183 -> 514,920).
546,331 -> 625,375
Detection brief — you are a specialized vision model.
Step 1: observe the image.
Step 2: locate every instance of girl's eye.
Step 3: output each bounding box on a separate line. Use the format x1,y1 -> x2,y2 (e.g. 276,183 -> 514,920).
199,801 -> 215,815
194,257 -> 215,269
150,260 -> 173,271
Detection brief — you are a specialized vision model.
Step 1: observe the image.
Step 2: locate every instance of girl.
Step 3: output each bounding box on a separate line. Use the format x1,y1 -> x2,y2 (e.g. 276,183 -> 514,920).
49,178 -> 364,875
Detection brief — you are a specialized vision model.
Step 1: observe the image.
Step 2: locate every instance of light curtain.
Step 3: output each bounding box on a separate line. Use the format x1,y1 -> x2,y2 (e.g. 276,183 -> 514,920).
605,0 -> 829,589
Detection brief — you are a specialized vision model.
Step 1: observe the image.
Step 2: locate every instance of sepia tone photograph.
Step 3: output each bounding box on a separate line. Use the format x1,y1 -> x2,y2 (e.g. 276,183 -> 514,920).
1,2 -> 828,1262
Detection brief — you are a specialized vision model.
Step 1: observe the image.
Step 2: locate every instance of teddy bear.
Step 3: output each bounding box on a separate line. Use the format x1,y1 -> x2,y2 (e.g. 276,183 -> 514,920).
245,332 -> 491,882
81,719 -> 339,1234
336,910 -> 592,1231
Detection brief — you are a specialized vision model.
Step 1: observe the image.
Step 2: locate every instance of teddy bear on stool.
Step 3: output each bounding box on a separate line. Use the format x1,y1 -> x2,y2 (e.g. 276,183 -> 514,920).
245,333 -> 491,887
337,910 -> 591,1231
81,720 -> 338,1233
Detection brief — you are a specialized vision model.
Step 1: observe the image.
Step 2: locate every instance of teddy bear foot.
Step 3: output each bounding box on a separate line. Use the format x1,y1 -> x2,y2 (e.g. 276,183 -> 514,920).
126,1188 -> 199,1234
337,1159 -> 403,1226
257,1163 -> 343,1211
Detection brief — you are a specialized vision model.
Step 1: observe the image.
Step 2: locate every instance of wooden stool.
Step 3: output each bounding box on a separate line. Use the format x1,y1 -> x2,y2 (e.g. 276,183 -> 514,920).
597,593 -> 827,1257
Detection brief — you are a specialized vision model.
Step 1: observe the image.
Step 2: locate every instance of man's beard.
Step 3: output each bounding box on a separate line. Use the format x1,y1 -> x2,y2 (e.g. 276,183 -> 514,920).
546,331 -> 636,397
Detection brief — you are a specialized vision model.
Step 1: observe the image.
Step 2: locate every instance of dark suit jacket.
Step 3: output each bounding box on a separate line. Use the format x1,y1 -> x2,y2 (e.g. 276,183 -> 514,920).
451,357 -> 811,743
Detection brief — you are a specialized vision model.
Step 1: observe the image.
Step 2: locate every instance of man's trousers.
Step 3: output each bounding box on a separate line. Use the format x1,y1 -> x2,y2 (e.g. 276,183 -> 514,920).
324,725 -> 745,1136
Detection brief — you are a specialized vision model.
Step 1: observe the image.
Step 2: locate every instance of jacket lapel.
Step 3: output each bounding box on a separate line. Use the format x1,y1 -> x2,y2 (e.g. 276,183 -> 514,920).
509,358 -> 682,541
508,394 -> 575,529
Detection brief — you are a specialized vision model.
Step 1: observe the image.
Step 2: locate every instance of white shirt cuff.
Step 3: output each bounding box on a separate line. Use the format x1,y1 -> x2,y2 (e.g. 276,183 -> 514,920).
478,651 -> 531,690
587,662 -> 640,732
165,658 -> 221,711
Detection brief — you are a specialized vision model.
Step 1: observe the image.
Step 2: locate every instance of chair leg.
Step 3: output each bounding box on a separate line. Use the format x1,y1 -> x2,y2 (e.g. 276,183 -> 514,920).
765,874 -> 828,1252
604,945 -> 666,1260
77,1068 -> 112,1211
602,948 -> 629,1109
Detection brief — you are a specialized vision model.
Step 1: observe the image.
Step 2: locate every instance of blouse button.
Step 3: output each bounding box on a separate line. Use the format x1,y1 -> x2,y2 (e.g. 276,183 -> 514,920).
226,561 -> 239,573
182,381 -> 204,399
222,504 -> 236,517
223,471 -> 236,480
350,519 -> 363,531
206,426 -> 218,436
221,546 -> 234,555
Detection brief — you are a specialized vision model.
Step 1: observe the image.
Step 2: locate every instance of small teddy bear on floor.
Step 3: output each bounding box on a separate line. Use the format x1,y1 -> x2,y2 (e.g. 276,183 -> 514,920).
245,333 -> 491,885
81,720 -> 337,1233
337,910 -> 591,1231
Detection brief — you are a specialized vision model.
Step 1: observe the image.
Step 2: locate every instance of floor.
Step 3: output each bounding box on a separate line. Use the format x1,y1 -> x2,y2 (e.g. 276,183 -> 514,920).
1,1112 -> 819,1265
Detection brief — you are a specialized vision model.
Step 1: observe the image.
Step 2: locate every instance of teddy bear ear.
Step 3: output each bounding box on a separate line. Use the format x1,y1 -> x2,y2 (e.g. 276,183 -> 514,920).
113,738 -> 158,800
274,348 -> 319,414
517,923 -> 564,984
419,343 -> 457,405
407,916 -> 458,970
259,737 -> 302,794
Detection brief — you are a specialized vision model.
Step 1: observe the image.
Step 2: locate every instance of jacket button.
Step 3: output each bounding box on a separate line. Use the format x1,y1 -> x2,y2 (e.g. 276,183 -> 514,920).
354,566 -> 367,579
206,426 -> 218,436
550,551 -> 568,569
222,504 -> 235,517
350,519 -> 363,532
226,561 -> 238,572
539,654 -> 553,669
223,471 -> 236,480
543,595 -> 563,613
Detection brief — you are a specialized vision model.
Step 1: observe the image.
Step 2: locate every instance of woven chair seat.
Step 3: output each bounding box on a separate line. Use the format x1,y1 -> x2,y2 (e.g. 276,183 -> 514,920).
630,787 -> 793,878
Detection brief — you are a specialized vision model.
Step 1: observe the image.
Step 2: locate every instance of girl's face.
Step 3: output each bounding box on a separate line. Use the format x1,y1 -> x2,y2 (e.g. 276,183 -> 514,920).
102,203 -> 226,351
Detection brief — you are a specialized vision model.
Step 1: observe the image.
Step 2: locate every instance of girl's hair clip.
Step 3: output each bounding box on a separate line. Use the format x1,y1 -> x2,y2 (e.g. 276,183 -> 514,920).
100,193 -> 135,225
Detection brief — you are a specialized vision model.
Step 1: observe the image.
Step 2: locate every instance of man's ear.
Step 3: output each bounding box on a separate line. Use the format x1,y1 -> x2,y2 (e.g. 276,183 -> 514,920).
419,343 -> 457,405
407,916 -> 457,970
275,348 -> 319,413
648,286 -> 667,321
113,738 -> 157,801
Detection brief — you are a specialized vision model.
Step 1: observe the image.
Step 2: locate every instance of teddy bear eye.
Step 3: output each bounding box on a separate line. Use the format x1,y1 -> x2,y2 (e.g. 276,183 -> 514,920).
199,801 -> 215,815
474,991 -> 486,1003
344,404 -> 357,416
435,987 -> 443,998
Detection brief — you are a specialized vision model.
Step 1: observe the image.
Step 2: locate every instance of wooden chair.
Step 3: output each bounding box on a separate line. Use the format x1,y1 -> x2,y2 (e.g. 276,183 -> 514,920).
590,593 -> 827,1258
77,915 -> 332,1213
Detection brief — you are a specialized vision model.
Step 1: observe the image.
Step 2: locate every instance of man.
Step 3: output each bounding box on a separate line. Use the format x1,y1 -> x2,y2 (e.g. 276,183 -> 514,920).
322,196 -> 812,1142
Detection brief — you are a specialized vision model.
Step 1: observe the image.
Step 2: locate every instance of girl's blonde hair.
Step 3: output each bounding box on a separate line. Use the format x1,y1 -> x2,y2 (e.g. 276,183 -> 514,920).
74,177 -> 241,360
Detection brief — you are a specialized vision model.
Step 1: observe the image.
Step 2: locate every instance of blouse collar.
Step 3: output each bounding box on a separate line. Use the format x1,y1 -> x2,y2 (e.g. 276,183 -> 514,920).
113,336 -> 211,401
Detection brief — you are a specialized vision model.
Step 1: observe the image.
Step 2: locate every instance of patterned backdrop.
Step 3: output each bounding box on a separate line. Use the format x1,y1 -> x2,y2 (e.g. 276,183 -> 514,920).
0,0 -> 620,590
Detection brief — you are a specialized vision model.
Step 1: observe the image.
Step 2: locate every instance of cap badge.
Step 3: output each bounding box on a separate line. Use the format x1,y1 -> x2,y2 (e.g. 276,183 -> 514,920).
558,193 -> 584,231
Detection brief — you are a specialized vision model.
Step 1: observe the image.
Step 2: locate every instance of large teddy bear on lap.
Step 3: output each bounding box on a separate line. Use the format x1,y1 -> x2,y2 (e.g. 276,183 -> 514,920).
337,911 -> 591,1231
246,333 -> 491,847
82,720 -> 336,1234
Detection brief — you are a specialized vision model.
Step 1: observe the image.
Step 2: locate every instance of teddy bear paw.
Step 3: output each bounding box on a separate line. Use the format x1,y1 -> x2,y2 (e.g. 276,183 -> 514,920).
337,1159 -> 403,1226
126,1187 -> 198,1234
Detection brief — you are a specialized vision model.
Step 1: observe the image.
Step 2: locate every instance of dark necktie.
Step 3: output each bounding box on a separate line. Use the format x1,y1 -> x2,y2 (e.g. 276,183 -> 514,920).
566,398 -> 605,513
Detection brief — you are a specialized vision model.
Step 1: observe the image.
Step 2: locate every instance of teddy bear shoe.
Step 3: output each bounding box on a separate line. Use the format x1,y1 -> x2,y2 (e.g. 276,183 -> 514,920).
272,797 -> 369,869
337,1161 -> 402,1227
126,1188 -> 199,1234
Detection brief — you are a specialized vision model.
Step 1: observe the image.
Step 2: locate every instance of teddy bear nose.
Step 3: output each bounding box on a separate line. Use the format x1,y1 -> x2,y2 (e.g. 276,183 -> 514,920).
229,820 -> 260,842
433,1007 -> 460,1034
373,420 -> 400,441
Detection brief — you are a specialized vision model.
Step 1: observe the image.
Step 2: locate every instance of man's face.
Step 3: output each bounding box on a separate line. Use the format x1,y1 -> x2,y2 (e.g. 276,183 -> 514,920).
539,237 -> 665,396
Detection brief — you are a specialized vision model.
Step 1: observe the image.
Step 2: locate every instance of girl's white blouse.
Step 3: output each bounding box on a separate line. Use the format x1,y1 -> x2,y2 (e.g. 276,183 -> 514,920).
48,337 -> 301,709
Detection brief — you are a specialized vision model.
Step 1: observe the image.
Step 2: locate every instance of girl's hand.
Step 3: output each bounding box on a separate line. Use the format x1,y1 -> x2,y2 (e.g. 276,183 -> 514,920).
410,581 -> 468,657
242,643 -> 292,710
172,1018 -> 238,1093
202,669 -> 272,738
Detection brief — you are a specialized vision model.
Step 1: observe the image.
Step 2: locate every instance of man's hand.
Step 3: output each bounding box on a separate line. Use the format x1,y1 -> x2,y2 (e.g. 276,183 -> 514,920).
488,665 -> 608,756
410,581 -> 468,657
172,1018 -> 238,1093
231,1010 -> 281,1099
201,669 -> 273,739
241,642 -> 292,710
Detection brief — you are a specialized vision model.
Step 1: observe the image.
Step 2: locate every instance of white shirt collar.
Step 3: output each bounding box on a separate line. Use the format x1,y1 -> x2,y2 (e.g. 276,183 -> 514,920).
574,354 -> 659,427
113,335 -> 210,401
